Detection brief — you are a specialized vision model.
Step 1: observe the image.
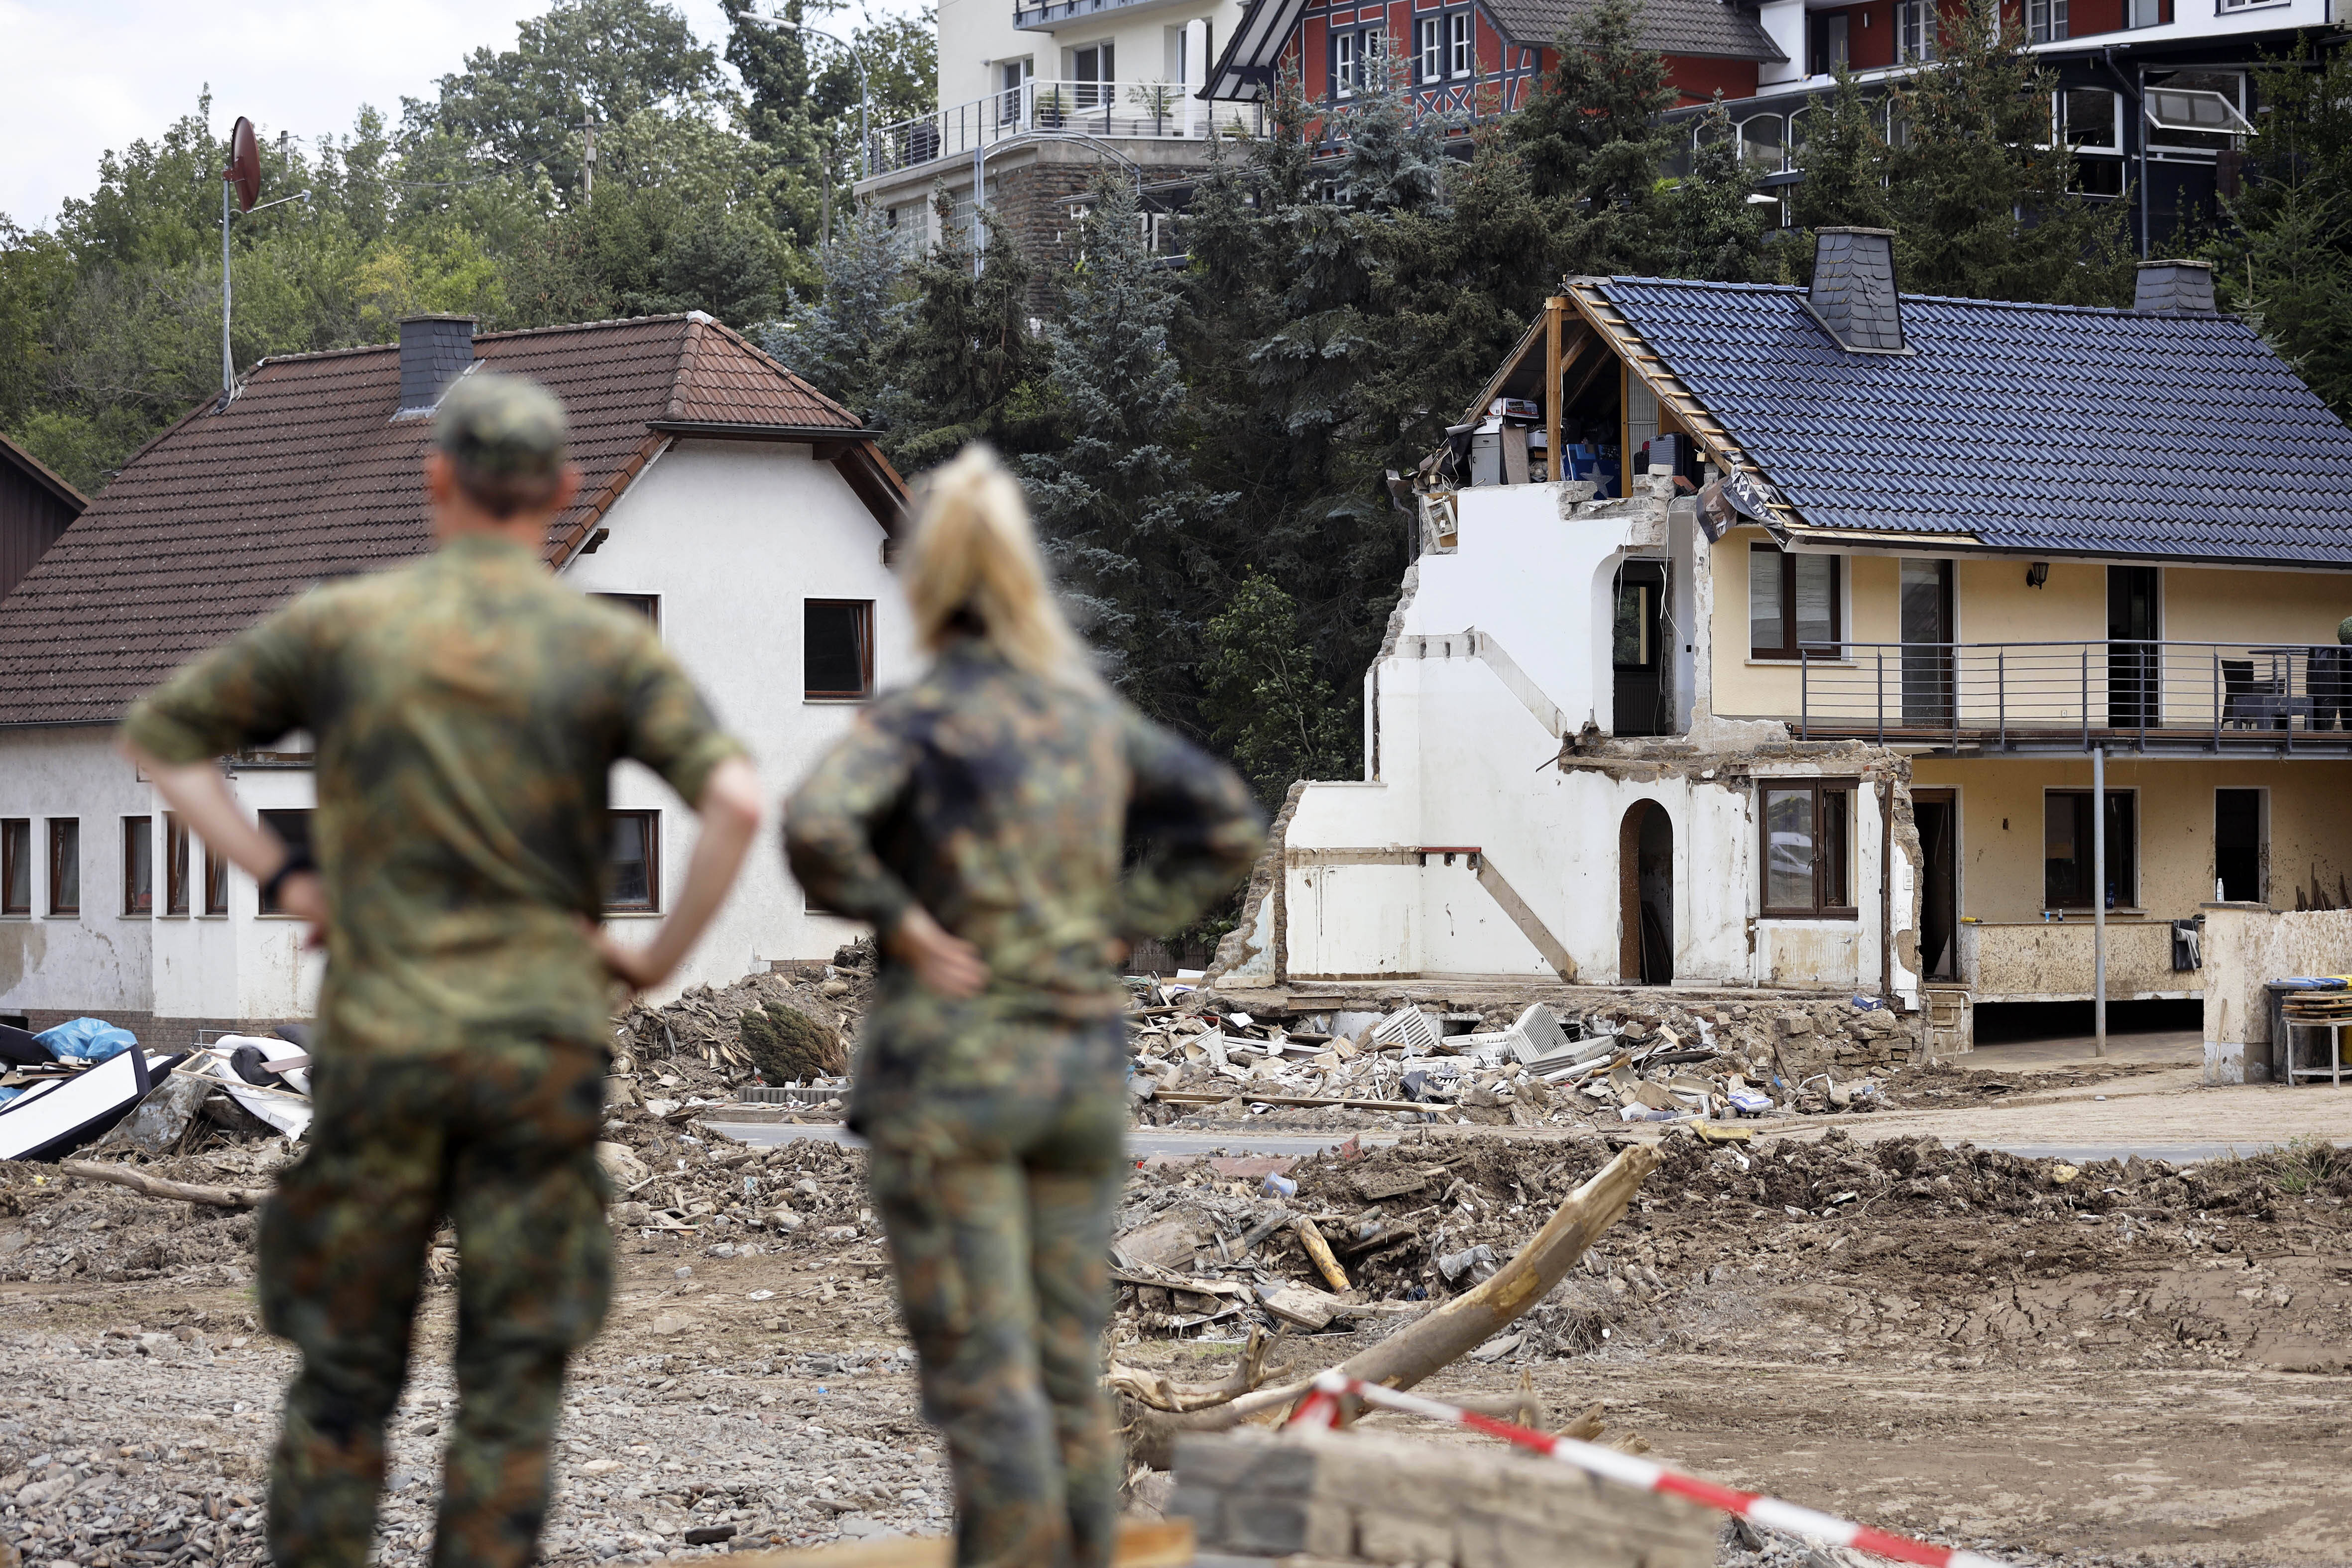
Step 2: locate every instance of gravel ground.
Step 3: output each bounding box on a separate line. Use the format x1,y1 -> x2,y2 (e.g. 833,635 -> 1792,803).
3,1120 -> 2349,1567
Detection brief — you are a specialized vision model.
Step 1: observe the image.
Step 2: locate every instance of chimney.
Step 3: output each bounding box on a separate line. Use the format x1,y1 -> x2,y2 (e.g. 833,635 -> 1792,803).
2133,259 -> 2218,315
397,315 -> 477,414
1808,228 -> 1904,353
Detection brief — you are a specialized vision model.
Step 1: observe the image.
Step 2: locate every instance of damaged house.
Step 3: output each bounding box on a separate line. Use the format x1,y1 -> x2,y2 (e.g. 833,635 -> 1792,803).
1212,230 -> 2352,1065
0,313 -> 906,1038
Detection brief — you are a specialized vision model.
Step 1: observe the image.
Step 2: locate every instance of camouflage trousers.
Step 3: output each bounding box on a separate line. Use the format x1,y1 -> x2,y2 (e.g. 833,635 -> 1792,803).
258,1039 -> 612,1568
860,1016 -> 1128,1568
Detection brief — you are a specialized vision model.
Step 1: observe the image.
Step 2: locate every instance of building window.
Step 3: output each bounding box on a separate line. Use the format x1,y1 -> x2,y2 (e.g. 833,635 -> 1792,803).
1447,11 -> 1472,77
1748,545 -> 1840,660
2215,788 -> 2264,903
0,820 -> 27,916
1739,114 -> 1784,174
1760,781 -> 1855,918
1416,15 -> 1441,81
2061,88 -> 2125,196
2045,790 -> 2136,910
257,810 -> 314,915
1894,0 -> 1937,62
595,593 -> 660,627
1070,42 -> 1114,108
1807,11 -> 1849,74
806,599 -> 876,700
608,811 -> 659,912
2026,0 -> 2067,41
123,818 -> 153,917
204,842 -> 229,916
165,813 -> 190,916
47,820 -> 78,917
1334,28 -> 1359,96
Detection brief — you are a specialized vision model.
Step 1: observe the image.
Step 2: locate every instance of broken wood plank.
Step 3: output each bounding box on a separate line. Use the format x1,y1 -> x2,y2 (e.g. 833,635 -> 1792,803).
1152,1089 -> 1429,1113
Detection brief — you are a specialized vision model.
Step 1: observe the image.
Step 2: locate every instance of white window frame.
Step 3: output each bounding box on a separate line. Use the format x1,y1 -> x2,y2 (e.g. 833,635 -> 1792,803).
1447,11 -> 1472,78
1335,29 -> 1358,96
2027,0 -> 2068,41
1417,15 -> 1441,81
1894,0 -> 1936,63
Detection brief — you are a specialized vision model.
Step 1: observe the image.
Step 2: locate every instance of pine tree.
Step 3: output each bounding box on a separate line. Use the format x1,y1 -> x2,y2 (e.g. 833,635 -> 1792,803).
2209,44 -> 2352,418
1654,98 -> 1769,283
1511,0 -> 1677,272
760,204 -> 908,416
1201,571 -> 1358,806
1786,63 -> 1893,245
871,195 -> 1045,472
1882,2 -> 2132,304
1023,177 -> 1231,718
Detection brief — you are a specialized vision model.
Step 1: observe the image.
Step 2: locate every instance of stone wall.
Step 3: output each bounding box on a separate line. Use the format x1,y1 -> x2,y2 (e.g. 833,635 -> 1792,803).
1171,1428 -> 1715,1567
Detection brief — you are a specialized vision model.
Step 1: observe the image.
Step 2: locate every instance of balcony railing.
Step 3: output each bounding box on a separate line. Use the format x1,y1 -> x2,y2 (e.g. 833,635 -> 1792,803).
1788,640 -> 2352,752
865,79 -> 1267,178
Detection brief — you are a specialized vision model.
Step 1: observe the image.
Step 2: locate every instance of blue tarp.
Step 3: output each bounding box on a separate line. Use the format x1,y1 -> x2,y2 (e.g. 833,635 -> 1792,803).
34,1017 -> 138,1064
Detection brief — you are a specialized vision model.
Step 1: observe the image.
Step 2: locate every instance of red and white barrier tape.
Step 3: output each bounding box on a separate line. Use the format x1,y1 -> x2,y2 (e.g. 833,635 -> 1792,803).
1289,1373 -> 2006,1568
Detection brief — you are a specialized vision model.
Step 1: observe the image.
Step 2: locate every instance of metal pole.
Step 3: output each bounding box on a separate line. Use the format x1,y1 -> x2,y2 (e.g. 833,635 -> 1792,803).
2093,743 -> 2107,1058
220,175 -> 233,402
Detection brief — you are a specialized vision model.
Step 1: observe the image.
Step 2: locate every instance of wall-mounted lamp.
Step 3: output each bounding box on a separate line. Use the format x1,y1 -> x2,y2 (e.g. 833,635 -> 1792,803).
2025,561 -> 2049,589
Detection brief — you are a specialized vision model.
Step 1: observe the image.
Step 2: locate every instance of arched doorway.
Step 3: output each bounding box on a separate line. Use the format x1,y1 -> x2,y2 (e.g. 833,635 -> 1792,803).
1618,801 -> 1674,985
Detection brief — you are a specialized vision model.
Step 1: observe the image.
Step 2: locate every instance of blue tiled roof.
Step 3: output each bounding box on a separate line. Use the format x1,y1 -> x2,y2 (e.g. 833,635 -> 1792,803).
1600,277 -> 2352,565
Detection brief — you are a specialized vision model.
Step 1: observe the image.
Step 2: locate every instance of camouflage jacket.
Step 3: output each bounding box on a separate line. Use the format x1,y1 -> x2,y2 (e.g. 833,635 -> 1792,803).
784,637 -> 1264,1025
122,534 -> 744,1057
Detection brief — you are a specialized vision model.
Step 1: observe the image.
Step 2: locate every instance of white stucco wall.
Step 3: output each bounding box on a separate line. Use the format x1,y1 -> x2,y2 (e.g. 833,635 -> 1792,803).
566,438 -> 911,1002
0,728 -> 155,1021
1236,477 -> 1897,992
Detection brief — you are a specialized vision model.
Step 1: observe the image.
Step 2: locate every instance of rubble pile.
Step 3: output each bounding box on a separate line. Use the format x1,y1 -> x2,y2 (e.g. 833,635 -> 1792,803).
595,1101 -> 878,1251
0,1141 -> 286,1286
1128,992 -> 1921,1133
609,946 -> 875,1113
1107,1129 -> 2352,1369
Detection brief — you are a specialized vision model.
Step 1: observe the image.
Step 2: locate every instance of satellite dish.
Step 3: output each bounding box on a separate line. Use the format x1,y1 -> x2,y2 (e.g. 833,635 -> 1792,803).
225,117 -> 260,213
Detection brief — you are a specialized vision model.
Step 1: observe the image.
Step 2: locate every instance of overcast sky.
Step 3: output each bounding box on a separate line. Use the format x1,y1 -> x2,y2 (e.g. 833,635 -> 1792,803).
0,0 -> 925,230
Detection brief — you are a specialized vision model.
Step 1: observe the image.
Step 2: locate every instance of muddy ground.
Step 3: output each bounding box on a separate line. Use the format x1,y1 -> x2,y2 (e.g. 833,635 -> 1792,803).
0,1123 -> 2347,1567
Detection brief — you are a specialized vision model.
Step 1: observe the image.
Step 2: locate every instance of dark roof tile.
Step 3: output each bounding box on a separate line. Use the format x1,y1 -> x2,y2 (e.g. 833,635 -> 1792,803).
1599,277 -> 2352,565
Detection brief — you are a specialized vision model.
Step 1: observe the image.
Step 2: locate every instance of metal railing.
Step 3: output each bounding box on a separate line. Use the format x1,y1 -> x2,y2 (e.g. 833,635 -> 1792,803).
1789,640 -> 2352,751
865,79 -> 1266,178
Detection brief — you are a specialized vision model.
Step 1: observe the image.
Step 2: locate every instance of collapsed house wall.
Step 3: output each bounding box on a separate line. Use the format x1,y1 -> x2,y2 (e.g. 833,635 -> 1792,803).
1215,474 -> 1926,1004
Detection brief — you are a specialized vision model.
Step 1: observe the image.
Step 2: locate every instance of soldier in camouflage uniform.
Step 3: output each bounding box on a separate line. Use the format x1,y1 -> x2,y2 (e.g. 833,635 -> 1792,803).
786,446 -> 1263,1568
120,374 -> 764,1568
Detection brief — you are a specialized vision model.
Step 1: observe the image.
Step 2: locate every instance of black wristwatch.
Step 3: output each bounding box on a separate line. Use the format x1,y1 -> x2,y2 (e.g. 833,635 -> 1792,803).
260,847 -> 317,906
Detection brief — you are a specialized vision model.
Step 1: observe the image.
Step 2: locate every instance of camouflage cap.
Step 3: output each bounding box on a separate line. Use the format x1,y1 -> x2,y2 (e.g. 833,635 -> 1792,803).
435,371 -> 568,480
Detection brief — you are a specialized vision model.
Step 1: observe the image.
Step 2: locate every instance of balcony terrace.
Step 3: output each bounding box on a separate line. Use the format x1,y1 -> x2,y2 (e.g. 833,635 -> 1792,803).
1782,639 -> 2352,755
865,79 -> 1265,178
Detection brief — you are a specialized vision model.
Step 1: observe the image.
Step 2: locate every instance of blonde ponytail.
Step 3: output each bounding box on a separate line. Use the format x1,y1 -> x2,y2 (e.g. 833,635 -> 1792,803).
901,444 -> 1095,684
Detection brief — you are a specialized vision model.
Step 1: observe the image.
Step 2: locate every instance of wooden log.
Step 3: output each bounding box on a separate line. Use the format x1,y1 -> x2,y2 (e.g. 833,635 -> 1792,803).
60,1161 -> 270,1209
1294,1216 -> 1351,1292
1119,1142 -> 1660,1469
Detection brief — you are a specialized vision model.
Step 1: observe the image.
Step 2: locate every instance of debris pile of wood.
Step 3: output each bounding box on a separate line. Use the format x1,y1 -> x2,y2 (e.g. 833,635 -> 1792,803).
1124,990 -> 1913,1132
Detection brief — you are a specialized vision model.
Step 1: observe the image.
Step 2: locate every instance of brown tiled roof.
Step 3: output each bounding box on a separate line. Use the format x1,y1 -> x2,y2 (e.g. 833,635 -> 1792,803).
1486,0 -> 1785,60
0,313 -> 893,727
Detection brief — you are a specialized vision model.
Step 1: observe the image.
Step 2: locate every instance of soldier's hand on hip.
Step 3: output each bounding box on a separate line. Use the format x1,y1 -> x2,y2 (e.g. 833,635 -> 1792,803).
277,871 -> 329,951
588,923 -> 668,996
886,906 -> 989,999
